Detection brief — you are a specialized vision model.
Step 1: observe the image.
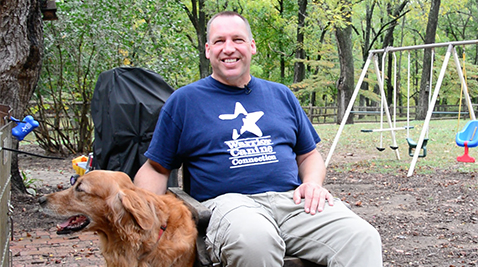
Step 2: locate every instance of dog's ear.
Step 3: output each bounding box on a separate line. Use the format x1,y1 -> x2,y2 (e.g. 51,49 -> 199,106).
118,189 -> 155,230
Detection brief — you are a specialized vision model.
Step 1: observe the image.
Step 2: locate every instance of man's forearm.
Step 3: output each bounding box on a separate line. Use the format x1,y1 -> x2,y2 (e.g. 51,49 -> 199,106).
134,159 -> 170,195
297,149 -> 326,186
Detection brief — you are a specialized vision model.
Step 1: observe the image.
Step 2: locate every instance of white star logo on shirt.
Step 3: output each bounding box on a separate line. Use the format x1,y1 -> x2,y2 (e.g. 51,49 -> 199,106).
219,102 -> 264,140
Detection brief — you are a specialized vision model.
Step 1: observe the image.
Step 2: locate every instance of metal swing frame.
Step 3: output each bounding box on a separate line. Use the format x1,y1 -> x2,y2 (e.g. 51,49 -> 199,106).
325,40 -> 478,177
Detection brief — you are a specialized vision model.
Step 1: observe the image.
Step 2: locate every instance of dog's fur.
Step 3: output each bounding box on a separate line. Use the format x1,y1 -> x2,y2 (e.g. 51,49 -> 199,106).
39,170 -> 197,267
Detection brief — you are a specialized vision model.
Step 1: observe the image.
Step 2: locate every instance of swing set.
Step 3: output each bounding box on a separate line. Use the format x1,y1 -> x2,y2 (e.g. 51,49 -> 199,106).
325,40 -> 478,177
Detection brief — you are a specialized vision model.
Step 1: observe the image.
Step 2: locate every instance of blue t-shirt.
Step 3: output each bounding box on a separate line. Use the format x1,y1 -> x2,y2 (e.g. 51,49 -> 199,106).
145,76 -> 321,201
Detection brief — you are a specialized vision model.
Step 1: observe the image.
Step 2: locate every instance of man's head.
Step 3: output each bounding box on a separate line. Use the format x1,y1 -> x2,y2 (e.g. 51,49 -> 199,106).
205,11 -> 257,88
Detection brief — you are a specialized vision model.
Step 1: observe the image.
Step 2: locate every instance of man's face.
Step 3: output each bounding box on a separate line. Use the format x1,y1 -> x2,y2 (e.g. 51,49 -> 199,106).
205,15 -> 257,87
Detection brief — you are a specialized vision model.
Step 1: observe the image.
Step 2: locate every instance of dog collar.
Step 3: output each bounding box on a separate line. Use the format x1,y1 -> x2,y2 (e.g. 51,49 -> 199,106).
139,224 -> 169,261
157,224 -> 167,242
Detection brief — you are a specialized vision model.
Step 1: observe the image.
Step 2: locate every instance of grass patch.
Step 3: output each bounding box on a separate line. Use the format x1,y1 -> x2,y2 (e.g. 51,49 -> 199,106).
315,119 -> 478,175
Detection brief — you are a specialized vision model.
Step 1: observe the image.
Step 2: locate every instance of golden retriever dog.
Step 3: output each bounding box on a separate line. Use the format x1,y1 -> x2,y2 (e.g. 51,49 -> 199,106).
39,170 -> 197,267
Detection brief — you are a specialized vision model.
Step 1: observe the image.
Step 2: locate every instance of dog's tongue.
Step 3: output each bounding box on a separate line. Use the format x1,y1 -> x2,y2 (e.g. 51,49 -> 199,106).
57,215 -> 90,234
58,216 -> 81,228
58,217 -> 76,228
58,221 -> 68,228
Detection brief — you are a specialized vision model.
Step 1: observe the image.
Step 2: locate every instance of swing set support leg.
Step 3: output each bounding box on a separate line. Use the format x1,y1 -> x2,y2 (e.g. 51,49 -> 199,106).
408,45 -> 453,176
325,54 -> 373,167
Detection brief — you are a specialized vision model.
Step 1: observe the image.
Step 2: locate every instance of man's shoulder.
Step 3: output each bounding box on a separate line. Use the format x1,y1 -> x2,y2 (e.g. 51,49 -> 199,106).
166,78 -> 212,104
252,76 -> 289,89
176,77 -> 210,93
251,77 -> 293,97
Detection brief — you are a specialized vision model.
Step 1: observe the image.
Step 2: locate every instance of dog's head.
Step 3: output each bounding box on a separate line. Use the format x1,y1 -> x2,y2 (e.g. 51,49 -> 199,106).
39,170 -> 162,239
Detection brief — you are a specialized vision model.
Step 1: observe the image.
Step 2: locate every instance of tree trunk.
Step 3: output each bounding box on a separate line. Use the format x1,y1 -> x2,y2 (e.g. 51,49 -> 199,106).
277,0 -> 286,84
196,0 -> 209,78
417,0 -> 441,120
382,1 -> 409,106
359,2 -> 375,111
293,0 -> 307,83
335,19 -> 354,125
182,0 -> 209,78
0,0 -> 43,193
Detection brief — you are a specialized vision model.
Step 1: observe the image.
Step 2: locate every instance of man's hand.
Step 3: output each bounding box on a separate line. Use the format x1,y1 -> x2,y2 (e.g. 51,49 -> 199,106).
293,182 -> 334,215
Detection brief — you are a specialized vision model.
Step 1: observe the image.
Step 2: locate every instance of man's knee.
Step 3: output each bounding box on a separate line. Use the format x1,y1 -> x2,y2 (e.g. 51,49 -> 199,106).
313,218 -> 382,267
352,220 -> 381,247
343,220 -> 383,264
220,214 -> 285,266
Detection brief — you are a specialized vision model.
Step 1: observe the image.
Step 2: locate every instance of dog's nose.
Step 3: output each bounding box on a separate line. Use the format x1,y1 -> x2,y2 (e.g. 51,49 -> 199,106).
38,196 -> 47,207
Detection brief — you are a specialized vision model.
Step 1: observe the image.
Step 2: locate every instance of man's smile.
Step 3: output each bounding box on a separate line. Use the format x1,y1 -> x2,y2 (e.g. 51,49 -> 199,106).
223,58 -> 239,63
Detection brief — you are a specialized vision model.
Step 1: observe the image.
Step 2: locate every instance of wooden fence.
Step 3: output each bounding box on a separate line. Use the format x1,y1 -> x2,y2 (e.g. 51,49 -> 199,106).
0,104 -> 12,267
28,101 -> 476,130
302,105 -> 476,124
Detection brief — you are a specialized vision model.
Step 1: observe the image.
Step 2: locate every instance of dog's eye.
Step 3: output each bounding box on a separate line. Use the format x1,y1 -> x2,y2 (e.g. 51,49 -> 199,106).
75,182 -> 84,192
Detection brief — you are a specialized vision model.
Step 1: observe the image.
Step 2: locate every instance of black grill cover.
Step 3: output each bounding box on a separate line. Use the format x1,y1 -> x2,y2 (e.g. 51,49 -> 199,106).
91,67 -> 174,179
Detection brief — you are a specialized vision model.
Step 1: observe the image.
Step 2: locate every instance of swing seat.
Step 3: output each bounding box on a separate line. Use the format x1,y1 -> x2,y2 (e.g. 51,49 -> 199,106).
455,120 -> 478,163
406,138 -> 428,158
455,120 -> 478,148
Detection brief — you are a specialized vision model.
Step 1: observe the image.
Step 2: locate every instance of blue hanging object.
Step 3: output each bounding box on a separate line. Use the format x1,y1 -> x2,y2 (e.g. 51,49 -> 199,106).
11,115 -> 39,141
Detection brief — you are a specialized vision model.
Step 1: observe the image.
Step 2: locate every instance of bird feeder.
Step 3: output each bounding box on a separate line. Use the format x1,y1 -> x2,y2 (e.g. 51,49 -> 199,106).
40,0 -> 58,21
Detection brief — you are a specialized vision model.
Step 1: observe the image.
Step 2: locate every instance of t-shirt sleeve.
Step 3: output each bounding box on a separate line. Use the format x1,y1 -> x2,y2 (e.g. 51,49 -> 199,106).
290,91 -> 321,155
144,105 -> 183,170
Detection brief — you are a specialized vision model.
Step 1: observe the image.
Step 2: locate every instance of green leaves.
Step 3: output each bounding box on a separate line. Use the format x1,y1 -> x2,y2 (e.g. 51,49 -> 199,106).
36,0 -> 478,154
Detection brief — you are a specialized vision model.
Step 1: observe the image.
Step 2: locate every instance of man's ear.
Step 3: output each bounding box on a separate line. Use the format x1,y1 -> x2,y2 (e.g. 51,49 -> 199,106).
205,42 -> 210,59
251,39 -> 257,55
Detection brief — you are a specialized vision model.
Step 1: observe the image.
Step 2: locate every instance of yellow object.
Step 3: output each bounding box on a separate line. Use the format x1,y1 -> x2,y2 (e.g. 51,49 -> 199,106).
456,48 -> 470,133
72,155 -> 88,176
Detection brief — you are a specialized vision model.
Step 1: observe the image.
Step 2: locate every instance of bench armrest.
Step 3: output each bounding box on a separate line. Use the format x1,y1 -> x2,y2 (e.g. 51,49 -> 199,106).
169,187 -> 212,267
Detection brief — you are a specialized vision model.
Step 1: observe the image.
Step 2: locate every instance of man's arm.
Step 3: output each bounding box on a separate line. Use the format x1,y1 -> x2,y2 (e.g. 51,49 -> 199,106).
293,149 -> 334,214
134,159 -> 171,195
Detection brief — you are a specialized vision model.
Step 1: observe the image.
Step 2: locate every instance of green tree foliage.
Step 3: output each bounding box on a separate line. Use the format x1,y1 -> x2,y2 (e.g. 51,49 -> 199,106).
33,0 -> 478,152
35,0 -> 198,153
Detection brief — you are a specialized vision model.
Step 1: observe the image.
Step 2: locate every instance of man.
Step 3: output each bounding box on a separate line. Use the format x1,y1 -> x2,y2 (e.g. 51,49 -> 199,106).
135,11 -> 382,266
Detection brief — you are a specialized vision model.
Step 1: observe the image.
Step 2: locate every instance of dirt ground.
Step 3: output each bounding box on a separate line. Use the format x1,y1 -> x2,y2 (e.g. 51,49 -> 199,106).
11,144 -> 478,266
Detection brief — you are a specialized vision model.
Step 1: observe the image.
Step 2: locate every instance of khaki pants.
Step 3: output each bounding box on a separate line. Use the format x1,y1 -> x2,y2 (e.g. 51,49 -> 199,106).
202,191 -> 382,267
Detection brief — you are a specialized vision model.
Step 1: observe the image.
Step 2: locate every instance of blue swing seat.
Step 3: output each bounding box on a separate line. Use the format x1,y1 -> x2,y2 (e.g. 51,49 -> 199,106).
456,120 -> 478,163
456,120 -> 478,148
